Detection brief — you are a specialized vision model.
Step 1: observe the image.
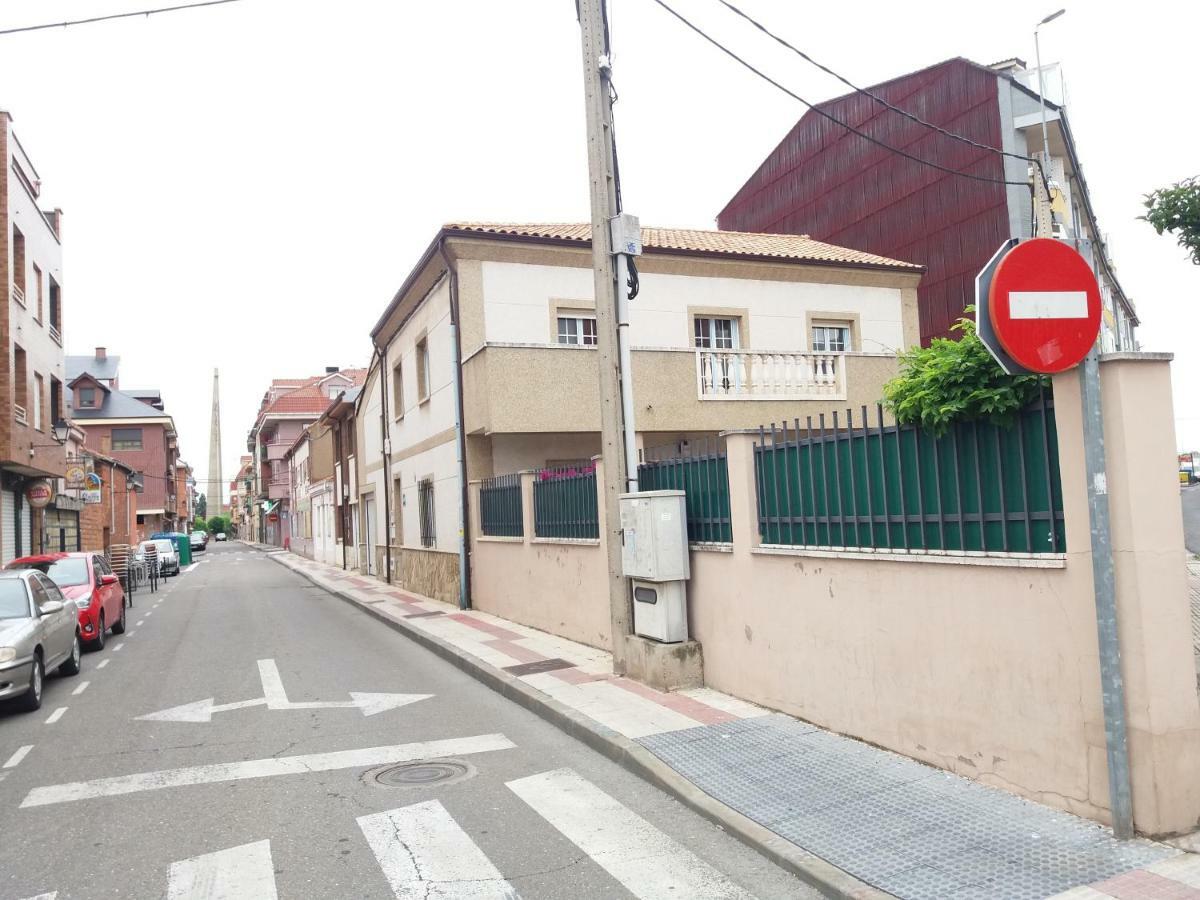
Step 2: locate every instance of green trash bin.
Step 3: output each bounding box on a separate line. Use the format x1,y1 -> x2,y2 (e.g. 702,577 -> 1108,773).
174,533 -> 191,566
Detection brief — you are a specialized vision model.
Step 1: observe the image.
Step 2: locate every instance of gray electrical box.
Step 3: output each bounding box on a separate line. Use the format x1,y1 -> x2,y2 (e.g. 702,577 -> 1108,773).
619,491 -> 689,582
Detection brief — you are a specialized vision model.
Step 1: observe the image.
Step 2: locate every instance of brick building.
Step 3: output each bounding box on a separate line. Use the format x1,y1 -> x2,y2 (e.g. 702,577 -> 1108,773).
78,450 -> 139,552
1,110 -> 71,564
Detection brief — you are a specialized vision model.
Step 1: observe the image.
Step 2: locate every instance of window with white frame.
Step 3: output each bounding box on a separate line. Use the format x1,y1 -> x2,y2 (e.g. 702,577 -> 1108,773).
556,314 -> 597,346
693,317 -> 739,350
812,323 -> 851,353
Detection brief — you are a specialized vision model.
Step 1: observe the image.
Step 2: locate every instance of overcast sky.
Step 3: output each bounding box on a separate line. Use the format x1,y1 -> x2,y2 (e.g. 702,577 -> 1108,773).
2,0 -> 1197,503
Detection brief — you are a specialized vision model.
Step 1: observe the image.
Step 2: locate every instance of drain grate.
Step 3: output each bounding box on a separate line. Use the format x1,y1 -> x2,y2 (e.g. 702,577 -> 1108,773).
366,759 -> 475,789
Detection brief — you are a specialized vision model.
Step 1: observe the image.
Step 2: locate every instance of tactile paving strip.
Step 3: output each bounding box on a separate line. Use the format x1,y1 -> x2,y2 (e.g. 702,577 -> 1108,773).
638,715 -> 1176,900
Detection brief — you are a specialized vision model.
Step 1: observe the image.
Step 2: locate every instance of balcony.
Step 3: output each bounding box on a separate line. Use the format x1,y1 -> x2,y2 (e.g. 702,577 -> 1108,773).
48,323 -> 62,346
14,404 -> 27,426
11,283 -> 24,307
462,344 -> 899,436
695,350 -> 844,401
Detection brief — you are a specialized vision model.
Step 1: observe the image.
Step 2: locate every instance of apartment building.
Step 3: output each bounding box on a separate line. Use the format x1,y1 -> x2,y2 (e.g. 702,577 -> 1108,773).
719,57 -> 1136,351
317,387 -> 359,570
77,449 -> 139,552
1,111 -> 70,564
356,221 -> 922,602
246,368 -> 365,546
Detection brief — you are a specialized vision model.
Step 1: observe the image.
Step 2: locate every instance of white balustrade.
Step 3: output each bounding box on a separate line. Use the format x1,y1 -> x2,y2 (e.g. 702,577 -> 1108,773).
695,350 -> 847,401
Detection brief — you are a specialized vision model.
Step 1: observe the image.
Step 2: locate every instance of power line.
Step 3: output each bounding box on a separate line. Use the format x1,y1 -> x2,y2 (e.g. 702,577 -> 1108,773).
0,0 -> 247,37
648,0 -> 1034,190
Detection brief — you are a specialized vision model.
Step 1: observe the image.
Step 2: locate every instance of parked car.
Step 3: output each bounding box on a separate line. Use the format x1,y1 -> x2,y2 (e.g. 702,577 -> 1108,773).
0,570 -> 82,711
141,539 -> 180,577
190,530 -> 207,552
6,552 -> 126,649
215,532 -> 227,542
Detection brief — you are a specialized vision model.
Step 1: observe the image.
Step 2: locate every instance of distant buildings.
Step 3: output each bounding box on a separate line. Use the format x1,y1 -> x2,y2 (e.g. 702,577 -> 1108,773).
718,57 -> 1137,351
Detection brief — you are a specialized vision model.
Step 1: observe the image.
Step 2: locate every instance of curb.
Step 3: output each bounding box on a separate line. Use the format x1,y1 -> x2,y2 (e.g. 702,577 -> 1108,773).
271,552 -> 891,900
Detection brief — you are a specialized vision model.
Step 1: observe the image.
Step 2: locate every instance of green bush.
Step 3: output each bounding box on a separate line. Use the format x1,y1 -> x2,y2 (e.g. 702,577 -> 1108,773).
883,314 -> 1046,436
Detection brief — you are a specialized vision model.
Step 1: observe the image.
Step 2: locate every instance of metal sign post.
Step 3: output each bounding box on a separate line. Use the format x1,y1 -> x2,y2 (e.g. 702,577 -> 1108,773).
977,238 -> 1134,839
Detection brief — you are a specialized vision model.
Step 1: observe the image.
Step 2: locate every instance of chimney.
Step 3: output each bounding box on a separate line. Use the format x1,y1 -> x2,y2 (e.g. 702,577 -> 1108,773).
96,347 -> 107,361
325,366 -> 339,374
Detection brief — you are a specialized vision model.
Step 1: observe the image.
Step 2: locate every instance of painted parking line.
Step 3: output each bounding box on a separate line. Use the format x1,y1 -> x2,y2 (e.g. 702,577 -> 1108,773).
358,800 -> 515,899
167,839 -> 277,900
507,768 -> 755,900
113,644 -> 124,653
136,620 -> 145,627
21,734 -> 516,808
71,681 -> 90,696
16,892 -> 57,900
96,659 -> 110,669
44,708 -> 67,725
4,744 -> 33,768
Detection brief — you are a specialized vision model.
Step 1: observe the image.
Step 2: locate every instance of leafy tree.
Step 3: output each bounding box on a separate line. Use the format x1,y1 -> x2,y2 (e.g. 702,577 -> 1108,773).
196,493 -> 207,519
207,515 -> 229,535
1142,176 -> 1200,265
193,517 -> 208,534
883,314 -> 1045,436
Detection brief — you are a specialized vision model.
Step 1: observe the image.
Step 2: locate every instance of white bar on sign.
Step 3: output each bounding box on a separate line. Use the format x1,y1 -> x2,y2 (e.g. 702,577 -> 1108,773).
166,839 -> 278,900
507,768 -> 754,900
358,800 -> 519,899
1009,291 -> 1088,319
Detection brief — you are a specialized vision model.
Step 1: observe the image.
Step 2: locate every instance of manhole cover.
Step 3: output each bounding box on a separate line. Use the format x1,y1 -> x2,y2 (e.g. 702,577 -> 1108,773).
365,759 -> 475,789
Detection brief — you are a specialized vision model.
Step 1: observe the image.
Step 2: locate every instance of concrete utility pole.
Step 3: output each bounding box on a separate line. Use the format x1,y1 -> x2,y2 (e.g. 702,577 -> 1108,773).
577,0 -> 632,672
207,369 -> 223,523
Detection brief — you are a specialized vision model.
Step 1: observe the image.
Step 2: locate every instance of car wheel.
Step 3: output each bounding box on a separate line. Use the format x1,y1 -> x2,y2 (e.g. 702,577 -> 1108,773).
60,634 -> 82,676
112,605 -> 126,635
91,613 -> 106,650
20,654 -> 44,712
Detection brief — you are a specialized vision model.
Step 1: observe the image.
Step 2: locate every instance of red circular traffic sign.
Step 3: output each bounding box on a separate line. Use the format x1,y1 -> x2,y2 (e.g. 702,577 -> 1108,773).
988,238 -> 1102,373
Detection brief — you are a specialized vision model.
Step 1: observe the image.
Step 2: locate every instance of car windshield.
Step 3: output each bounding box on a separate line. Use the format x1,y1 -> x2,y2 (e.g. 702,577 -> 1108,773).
9,557 -> 89,587
0,579 -> 30,619
154,540 -> 175,554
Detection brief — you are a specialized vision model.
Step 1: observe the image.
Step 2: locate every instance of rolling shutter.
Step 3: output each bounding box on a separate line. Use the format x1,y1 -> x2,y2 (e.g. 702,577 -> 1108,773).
1,490 -> 16,565
20,494 -> 33,557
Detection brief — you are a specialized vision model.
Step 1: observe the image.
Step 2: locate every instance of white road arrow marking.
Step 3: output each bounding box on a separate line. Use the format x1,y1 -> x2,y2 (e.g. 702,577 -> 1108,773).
21,734 -> 516,807
167,839 -> 277,900
136,660 -> 431,722
358,800 -> 519,899
1009,290 -> 1088,319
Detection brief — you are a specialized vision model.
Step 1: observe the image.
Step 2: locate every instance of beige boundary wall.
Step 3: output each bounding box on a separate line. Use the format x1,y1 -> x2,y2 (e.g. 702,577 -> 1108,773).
467,355 -> 1200,836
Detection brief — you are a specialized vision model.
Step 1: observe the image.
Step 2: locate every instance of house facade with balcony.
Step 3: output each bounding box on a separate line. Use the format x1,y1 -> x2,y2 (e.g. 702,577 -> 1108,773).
1,111 -> 71,564
356,221 -> 922,602
246,368 -> 365,547
718,56 -> 1137,351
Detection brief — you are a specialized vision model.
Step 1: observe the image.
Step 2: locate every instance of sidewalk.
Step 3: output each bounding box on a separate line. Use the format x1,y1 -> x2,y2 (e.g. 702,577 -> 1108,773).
271,548 -> 1199,900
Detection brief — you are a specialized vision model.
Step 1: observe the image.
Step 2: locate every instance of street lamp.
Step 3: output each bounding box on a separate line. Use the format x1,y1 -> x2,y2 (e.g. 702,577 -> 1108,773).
1034,9 -> 1066,168
51,418 -> 70,445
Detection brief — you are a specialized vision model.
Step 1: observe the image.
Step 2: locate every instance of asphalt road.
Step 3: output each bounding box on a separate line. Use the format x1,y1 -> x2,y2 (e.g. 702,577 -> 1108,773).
1183,484 -> 1200,555
0,541 -> 811,900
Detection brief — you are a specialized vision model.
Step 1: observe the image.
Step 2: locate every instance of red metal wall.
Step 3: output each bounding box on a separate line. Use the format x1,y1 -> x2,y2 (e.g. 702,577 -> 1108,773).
718,58 -> 1011,345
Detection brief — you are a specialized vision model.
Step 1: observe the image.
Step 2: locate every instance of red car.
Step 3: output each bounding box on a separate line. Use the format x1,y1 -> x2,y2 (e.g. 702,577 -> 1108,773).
6,552 -> 126,649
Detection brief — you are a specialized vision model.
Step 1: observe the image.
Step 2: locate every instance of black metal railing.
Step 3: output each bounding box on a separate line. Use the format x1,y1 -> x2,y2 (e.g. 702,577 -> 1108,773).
638,438 -> 732,543
533,466 -> 599,540
479,473 -> 523,537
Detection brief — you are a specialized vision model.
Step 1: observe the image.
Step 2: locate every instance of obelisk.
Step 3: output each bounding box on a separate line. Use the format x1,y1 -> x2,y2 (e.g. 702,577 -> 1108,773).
207,369 -> 223,520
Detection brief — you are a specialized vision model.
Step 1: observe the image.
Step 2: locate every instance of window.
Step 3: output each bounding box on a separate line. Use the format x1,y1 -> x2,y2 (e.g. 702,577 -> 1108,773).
393,478 -> 403,545
78,387 -> 96,408
33,373 -> 43,431
416,338 -> 430,403
13,344 -> 27,420
694,317 -> 739,349
557,314 -> 597,346
112,428 -> 144,451
32,264 -> 42,322
418,478 -> 435,548
392,362 -> 404,420
50,376 -> 62,426
812,324 -> 851,353
11,226 -> 26,304
48,277 -> 61,334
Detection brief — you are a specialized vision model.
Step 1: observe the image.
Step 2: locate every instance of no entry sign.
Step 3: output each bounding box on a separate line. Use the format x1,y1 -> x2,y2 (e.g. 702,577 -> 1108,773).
981,238 -> 1102,374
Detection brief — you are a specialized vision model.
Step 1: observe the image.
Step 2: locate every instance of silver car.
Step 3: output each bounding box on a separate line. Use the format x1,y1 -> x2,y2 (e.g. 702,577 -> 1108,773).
141,539 -> 180,577
0,570 -> 82,711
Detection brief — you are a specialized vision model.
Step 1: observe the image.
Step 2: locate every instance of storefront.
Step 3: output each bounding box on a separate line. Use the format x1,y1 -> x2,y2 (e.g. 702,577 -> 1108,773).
0,473 -> 34,565
43,499 -> 82,553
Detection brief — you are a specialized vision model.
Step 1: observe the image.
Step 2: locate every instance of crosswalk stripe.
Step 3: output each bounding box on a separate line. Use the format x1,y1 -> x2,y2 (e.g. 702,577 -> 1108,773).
507,769 -> 755,900
358,800 -> 518,899
166,839 -> 278,900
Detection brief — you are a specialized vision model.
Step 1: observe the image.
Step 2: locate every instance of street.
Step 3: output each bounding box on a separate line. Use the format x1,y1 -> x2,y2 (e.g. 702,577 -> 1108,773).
1183,484 -> 1200,555
0,541 -> 809,900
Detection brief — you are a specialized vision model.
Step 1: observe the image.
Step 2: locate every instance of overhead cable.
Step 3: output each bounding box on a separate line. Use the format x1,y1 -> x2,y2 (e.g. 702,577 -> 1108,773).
649,0 -> 1035,191
0,0 -> 247,37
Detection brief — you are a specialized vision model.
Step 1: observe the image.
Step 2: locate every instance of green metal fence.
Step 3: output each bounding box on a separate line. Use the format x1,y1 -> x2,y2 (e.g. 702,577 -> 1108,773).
754,391 -> 1065,554
638,439 -> 732,543
479,473 -> 523,537
533,467 -> 599,540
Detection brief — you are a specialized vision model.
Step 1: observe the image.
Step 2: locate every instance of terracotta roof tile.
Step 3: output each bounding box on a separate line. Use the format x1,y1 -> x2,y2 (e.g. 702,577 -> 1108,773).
444,222 -> 922,271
